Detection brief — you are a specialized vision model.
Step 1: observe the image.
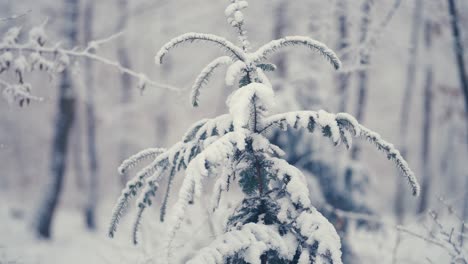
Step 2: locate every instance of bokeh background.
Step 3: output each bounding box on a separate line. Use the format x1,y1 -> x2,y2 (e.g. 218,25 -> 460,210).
0,0 -> 467,263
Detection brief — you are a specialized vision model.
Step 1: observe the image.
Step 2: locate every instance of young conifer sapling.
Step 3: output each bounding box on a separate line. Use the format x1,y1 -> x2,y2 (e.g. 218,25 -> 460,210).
109,1 -> 419,263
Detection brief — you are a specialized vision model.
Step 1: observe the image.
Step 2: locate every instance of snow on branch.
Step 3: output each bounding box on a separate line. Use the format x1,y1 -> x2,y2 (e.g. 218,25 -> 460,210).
227,83 -> 275,130
118,147 -> 166,174
0,10 -> 31,22
187,223 -> 292,264
261,110 -> 420,196
358,126 -> 419,196
155,32 -> 246,64
0,25 -> 179,105
267,157 -> 311,208
109,114 -> 236,240
295,210 -> 343,264
252,36 -> 342,70
191,56 -> 233,107
165,131 -> 247,260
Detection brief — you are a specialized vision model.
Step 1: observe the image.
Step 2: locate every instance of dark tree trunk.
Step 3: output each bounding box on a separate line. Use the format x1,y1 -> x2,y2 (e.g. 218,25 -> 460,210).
35,0 -> 79,239
336,0 -> 350,113
417,21 -> 434,214
83,0 -> 98,230
116,0 -> 133,187
395,0 -> 423,222
350,0 -> 372,160
273,0 -> 287,80
447,0 -> 468,246
71,111 -> 85,191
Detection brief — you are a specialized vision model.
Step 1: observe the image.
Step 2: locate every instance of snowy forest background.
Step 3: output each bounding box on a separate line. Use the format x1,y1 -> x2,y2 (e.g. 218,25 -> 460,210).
0,0 -> 468,263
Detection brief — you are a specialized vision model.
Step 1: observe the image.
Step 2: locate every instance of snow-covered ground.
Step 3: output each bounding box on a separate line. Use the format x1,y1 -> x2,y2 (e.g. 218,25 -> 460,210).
0,199 -> 460,264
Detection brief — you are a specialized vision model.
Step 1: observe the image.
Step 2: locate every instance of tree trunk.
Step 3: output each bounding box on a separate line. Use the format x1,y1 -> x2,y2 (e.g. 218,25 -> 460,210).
395,0 -> 423,222
350,0 -> 372,160
35,0 -> 79,239
116,0 -> 133,187
336,0 -> 350,113
447,0 -> 468,246
273,0 -> 287,80
83,0 -> 99,231
417,21 -> 433,214
71,112 -> 85,191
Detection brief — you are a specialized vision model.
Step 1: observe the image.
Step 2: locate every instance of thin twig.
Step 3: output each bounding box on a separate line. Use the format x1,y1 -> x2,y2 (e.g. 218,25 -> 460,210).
0,10 -> 31,22
0,32 -> 181,91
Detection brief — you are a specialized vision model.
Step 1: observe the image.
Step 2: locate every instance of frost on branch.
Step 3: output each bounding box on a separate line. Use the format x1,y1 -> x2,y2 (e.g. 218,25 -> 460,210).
253,36 -> 342,70
118,148 -> 166,174
187,223 -> 290,264
154,10 -> 340,106
110,1 -> 419,263
0,23 -> 177,106
191,56 -> 233,107
260,111 -> 419,196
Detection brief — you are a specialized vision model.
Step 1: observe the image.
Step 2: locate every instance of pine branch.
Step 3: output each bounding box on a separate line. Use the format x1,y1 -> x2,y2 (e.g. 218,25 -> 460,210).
118,147 -> 166,174
261,110 -> 419,196
358,125 -> 419,196
191,56 -> 233,107
155,32 -> 246,64
160,167 -> 176,222
253,36 -> 342,70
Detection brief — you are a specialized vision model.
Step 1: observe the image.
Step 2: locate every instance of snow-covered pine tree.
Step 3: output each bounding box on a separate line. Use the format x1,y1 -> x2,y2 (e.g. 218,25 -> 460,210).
109,1 -> 420,263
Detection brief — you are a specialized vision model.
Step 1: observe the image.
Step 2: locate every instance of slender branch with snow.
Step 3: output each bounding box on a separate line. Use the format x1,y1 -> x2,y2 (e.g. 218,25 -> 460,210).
0,24 -> 179,105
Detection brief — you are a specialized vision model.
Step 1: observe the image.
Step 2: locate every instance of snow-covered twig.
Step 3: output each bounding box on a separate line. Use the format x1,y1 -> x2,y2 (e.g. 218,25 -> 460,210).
191,56 -> 233,107
260,110 -> 419,196
0,25 -> 180,105
0,10 -> 31,22
397,226 -> 456,255
155,32 -> 246,63
0,41 -> 180,91
253,36 -> 341,70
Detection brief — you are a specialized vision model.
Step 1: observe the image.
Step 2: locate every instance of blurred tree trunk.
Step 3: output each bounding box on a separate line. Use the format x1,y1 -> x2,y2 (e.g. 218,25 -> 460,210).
83,0 -> 98,230
71,113 -> 85,191
417,21 -> 434,214
336,0 -> 350,113
35,0 -> 79,239
447,0 -> 468,245
154,1 -> 170,145
395,0 -> 423,222
350,0 -> 372,160
117,0 -> 133,187
273,0 -> 287,81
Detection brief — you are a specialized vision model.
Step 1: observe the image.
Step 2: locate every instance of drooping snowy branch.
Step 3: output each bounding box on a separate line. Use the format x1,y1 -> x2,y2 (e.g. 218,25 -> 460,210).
118,147 -> 166,174
261,110 -> 420,196
155,32 -> 246,64
155,31 -> 340,106
253,36 -> 342,70
191,56 -> 233,107
109,115 -> 235,241
358,126 -> 419,196
165,131 -> 247,259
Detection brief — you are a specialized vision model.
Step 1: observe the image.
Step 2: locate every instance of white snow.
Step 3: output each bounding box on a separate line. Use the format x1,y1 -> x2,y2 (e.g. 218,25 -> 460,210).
296,210 -> 343,264
187,223 -> 291,264
225,60 -> 246,86
227,82 -> 275,130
